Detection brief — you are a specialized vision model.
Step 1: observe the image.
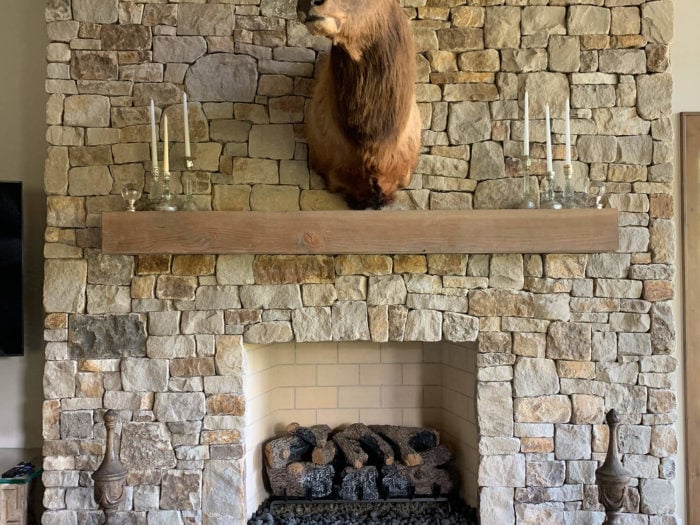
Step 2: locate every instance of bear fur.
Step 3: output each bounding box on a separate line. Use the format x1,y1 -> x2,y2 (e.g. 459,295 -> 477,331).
297,0 -> 421,209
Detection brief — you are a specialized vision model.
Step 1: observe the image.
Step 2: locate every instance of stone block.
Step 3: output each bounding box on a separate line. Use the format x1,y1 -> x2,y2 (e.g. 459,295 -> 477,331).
72,0 -> 118,23
478,454 -> 526,487
69,314 -> 146,358
120,422 -> 177,470
122,358 -> 169,392
154,392 -> 206,422
186,54 -> 257,102
513,358 -> 559,397
44,259 -> 87,313
332,301 -> 370,341
292,307 -> 332,342
478,382 -> 514,437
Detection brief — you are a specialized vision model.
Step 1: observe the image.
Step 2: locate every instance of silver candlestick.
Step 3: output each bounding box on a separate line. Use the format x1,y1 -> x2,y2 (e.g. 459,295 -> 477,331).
519,155 -> 537,209
156,169 -> 178,211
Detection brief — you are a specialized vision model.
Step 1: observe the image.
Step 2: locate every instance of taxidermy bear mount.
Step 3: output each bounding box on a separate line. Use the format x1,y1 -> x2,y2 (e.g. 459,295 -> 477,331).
297,0 -> 421,209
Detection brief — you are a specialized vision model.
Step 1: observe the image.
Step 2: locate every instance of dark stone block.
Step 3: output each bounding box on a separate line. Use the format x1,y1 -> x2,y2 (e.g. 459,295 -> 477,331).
69,314 -> 147,359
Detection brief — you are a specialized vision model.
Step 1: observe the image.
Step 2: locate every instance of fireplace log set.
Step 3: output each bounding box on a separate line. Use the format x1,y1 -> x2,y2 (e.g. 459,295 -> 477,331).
264,423 -> 456,501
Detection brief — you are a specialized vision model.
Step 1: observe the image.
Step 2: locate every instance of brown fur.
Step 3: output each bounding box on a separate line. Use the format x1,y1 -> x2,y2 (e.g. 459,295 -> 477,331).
297,0 -> 421,209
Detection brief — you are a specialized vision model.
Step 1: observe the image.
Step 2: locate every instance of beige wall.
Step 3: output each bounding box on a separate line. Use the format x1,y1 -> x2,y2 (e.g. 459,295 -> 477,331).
672,0 -> 699,520
0,0 -> 46,448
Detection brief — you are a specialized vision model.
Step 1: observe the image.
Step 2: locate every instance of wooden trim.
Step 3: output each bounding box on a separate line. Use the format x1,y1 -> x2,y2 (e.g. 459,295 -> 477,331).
682,112 -> 700,525
101,209 -> 619,255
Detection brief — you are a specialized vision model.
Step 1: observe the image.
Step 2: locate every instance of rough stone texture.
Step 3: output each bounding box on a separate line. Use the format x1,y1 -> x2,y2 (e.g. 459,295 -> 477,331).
42,0 -> 679,521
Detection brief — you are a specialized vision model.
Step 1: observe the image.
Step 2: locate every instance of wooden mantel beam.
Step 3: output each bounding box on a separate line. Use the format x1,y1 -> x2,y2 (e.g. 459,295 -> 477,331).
101,209 -> 619,255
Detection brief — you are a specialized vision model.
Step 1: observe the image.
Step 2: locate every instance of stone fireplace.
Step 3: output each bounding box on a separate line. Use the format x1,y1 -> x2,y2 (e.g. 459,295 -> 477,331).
42,0 -> 679,524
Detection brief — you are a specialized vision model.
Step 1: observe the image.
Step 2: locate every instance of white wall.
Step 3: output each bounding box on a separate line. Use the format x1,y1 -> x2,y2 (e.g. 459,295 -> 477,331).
671,0 -> 698,521
0,0 -> 47,448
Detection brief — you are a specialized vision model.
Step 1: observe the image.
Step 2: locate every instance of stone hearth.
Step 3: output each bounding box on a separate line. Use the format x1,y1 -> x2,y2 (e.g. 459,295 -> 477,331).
42,0 -> 678,524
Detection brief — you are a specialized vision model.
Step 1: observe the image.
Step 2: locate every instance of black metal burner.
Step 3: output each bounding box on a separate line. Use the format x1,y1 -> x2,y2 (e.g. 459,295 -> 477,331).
248,496 -> 478,525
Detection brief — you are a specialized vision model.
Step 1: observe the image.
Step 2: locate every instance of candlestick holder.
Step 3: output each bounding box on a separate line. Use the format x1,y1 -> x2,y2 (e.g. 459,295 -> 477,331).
519,155 -> 537,209
540,170 -> 562,209
562,164 -> 586,208
149,165 -> 162,205
181,156 -> 198,211
155,169 -> 178,211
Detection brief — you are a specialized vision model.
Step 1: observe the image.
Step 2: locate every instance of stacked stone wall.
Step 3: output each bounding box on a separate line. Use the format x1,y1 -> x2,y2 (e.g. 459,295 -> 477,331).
43,0 -> 678,524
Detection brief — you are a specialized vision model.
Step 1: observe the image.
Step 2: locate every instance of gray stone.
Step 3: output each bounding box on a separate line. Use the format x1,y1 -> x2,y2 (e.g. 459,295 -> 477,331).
217,255 -> 255,285
484,7 -> 520,49
203,460 -> 244,522
249,124 -> 295,160
479,487 -> 515,525
244,322 -> 294,344
651,301 -> 675,354
478,382 -> 514,437
470,141 -> 505,180
332,301 -> 370,341
72,0 -> 118,23
513,358 -> 559,397
44,260 -> 87,313
549,36 -> 580,73
154,392 -> 206,422
577,136 -> 617,163
195,286 -> 241,310
642,1 -> 674,44
44,360 -> 77,400
474,178 -> 525,209
186,54 -> 258,102
599,50 -> 647,75
490,254 -> 524,289
568,6 -> 610,34
120,422 -> 177,470
87,253 -> 133,285
527,460 -> 566,487
443,312 -> 479,342
404,309 -> 442,342
240,285 -> 302,309
547,322 -> 592,361
122,358 -> 169,392
64,95 -> 110,127
639,479 -> 674,514
160,470 -> 202,510
153,37 -> 208,64
292,307 -> 332,342
637,74 -> 672,120
367,275 -> 407,305
618,332 -> 652,356
554,424 -> 591,460
521,6 -> 566,36
69,314 -> 147,358
478,454 -> 526,487
177,4 -> 234,36
447,102 -> 491,144
181,311 -> 224,335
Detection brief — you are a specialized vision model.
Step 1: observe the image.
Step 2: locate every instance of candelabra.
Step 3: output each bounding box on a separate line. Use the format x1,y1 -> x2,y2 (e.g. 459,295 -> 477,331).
519,155 -> 537,209
540,170 -> 562,209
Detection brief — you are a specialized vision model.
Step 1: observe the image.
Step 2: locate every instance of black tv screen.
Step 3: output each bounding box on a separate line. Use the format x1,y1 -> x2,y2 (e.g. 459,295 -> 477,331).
0,182 -> 23,356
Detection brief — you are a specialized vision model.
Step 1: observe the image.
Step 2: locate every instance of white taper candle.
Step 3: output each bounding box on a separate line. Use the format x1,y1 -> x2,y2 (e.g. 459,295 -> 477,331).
163,114 -> 169,173
523,91 -> 529,157
183,92 -> 191,158
565,98 -> 571,166
545,103 -> 553,174
150,99 -> 158,171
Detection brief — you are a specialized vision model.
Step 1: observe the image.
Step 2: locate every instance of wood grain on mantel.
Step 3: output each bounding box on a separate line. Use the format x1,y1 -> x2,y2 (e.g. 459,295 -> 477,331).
101,209 -> 619,255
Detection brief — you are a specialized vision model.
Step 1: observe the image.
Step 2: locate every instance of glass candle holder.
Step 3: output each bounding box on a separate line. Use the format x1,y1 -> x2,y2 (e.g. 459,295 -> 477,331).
121,183 -> 141,212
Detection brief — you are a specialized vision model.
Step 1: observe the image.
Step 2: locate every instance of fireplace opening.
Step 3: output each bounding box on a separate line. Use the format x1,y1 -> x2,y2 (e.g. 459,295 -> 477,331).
243,341 -> 479,522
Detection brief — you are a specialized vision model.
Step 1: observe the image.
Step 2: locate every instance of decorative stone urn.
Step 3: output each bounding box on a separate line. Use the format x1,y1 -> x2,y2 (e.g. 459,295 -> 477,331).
92,410 -> 128,524
595,409 -> 631,525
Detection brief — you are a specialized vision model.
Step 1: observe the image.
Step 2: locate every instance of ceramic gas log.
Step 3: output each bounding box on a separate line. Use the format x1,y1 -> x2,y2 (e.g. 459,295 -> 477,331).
264,423 -> 456,501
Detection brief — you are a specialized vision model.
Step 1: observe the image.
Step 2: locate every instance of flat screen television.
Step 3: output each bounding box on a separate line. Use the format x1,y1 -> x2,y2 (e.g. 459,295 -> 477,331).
0,182 -> 23,356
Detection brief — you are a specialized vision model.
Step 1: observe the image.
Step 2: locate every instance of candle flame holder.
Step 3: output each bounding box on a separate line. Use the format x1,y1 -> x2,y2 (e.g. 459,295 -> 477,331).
540,170 -> 562,209
155,169 -> 178,211
149,165 -> 162,206
562,164 -> 586,208
181,156 -> 198,211
519,155 -> 537,209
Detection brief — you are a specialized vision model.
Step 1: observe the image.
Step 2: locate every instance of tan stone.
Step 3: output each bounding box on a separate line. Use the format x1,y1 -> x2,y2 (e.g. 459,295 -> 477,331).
170,358 -> 216,377
172,255 -> 216,276
335,255 -> 392,276
131,275 -> 155,299
427,254 -> 467,276
557,361 -> 596,380
520,437 -> 554,454
643,280 -> 673,302
253,255 -> 334,285
206,394 -> 245,416
544,254 -> 587,279
250,185 -> 299,211
213,185 -> 251,211
514,395 -> 572,423
452,6 -> 485,28
393,255 -> 428,274
299,190 -> 348,211
45,313 -> 68,330
135,255 -> 171,275
571,394 -> 604,424
156,275 -> 198,301
201,430 -> 241,445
